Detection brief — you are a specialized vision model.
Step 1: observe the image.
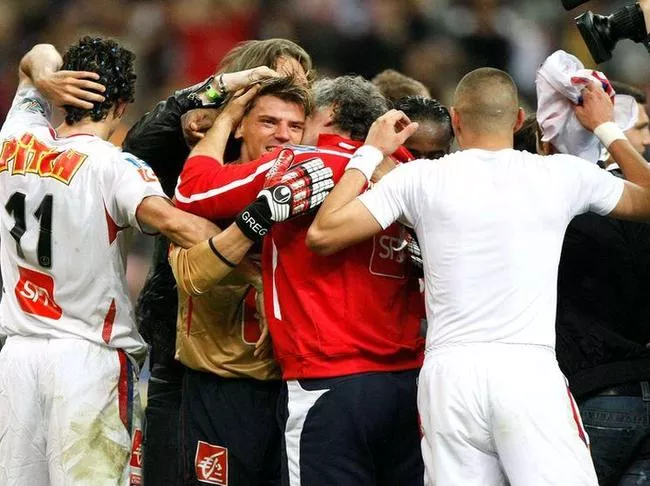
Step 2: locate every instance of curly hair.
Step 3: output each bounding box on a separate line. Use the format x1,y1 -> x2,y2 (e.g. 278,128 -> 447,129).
312,76 -> 388,141
61,36 -> 136,124
394,96 -> 453,142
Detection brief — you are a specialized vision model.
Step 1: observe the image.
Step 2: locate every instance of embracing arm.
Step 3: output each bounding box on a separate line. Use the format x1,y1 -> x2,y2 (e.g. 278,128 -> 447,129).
18,44 -> 105,110
169,224 -> 257,295
307,110 -> 418,255
136,196 -> 220,248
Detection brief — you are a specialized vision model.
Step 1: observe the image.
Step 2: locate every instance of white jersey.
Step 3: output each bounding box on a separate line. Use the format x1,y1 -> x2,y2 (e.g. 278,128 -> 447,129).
0,84 -> 165,360
359,148 -> 624,350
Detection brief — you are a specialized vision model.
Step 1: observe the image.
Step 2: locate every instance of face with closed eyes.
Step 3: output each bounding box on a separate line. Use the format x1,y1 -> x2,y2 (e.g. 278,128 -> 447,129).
234,94 -> 306,162
405,120 -> 452,160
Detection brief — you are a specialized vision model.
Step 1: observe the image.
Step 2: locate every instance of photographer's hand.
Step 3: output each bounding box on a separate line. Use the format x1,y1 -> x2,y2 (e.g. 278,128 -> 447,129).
640,0 -> 650,35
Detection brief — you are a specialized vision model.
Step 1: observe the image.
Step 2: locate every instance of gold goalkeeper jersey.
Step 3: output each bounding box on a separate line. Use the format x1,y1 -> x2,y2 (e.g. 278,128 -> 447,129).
170,243 -> 280,380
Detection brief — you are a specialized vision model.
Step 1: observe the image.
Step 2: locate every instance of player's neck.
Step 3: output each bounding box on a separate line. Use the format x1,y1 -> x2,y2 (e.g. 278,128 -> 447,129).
458,132 -> 514,152
55,120 -> 112,141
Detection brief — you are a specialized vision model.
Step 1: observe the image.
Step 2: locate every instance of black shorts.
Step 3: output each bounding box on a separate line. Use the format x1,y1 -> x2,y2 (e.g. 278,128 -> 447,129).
180,367 -> 282,486
278,369 -> 424,486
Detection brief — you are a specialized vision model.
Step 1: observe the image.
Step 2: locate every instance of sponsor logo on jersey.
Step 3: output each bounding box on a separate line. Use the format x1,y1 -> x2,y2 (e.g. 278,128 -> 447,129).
18,98 -> 47,116
123,154 -> 158,183
0,133 -> 87,184
194,441 -> 228,485
129,428 -> 143,485
369,226 -> 407,279
15,265 -> 62,319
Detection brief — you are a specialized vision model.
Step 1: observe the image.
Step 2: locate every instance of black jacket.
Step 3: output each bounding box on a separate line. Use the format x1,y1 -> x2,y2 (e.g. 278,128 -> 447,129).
556,171 -> 650,398
122,86 -> 221,374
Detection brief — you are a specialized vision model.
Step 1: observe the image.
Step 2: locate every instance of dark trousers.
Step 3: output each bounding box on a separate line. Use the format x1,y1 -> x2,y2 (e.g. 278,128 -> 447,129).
579,381 -> 650,486
142,364 -> 184,486
180,367 -> 282,486
278,370 -> 424,486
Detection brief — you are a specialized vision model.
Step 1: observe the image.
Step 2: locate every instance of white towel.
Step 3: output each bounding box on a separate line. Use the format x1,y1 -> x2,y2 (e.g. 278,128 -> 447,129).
536,50 -> 638,162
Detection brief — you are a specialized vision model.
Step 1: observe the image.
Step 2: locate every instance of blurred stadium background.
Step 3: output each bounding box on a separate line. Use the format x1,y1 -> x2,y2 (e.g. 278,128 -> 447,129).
1,0 -> 648,301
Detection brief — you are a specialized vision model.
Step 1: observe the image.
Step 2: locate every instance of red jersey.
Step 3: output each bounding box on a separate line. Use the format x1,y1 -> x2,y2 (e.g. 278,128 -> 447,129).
175,134 -> 424,379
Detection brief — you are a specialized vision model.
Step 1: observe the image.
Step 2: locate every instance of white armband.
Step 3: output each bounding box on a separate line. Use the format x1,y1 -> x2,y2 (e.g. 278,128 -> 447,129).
345,145 -> 384,181
593,121 -> 627,149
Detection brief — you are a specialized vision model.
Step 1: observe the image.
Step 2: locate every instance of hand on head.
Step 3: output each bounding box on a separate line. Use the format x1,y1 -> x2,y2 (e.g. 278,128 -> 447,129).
573,81 -> 615,132
36,70 -> 105,110
221,66 -> 279,92
365,109 -> 419,156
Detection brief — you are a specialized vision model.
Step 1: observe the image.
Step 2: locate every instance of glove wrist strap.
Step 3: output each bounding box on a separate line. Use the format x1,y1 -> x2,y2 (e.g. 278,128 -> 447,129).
235,197 -> 273,242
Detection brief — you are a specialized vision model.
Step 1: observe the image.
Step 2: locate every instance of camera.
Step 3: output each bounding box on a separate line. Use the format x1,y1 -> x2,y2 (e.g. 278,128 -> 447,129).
563,2 -> 648,63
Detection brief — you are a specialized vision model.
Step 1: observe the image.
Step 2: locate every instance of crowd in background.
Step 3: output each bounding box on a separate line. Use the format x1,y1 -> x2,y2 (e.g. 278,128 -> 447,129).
4,0 -> 648,301
2,0 -> 650,126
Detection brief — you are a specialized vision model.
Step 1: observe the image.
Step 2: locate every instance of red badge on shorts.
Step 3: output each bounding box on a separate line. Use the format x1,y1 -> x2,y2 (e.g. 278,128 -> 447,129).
195,441 -> 228,485
129,428 -> 143,485
14,265 -> 62,319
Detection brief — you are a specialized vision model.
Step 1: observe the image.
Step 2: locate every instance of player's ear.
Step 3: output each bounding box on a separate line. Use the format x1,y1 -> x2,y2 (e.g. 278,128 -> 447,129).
234,120 -> 245,140
513,108 -> 525,133
113,101 -> 128,120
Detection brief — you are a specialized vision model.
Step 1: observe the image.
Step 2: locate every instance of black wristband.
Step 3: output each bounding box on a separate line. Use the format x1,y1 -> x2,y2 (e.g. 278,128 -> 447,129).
235,197 -> 273,242
208,237 -> 236,268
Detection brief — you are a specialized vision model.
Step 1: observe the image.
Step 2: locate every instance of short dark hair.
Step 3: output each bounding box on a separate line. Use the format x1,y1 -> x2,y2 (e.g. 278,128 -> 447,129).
453,67 -> 519,134
312,75 -> 388,141
513,114 -> 540,153
394,96 -> 453,142
219,39 -> 313,84
371,69 -> 430,106
244,75 -> 313,117
611,81 -> 647,104
61,36 -> 136,125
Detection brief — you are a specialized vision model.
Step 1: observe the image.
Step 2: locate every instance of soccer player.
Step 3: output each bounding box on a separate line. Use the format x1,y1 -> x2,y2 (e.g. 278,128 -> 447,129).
174,75 -> 425,485
394,96 -> 454,160
121,38 -> 312,485
170,77 -> 313,485
0,39 -> 219,486
306,68 -> 650,485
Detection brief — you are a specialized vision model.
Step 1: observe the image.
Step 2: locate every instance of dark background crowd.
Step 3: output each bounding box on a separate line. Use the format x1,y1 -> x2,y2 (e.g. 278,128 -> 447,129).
2,0 -> 649,126
2,0 -> 647,301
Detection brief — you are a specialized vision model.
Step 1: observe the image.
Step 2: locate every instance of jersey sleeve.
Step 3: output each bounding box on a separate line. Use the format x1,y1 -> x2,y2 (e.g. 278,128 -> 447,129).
106,151 -> 168,233
357,161 -> 425,230
0,84 -> 52,138
555,155 -> 624,217
174,154 -> 276,220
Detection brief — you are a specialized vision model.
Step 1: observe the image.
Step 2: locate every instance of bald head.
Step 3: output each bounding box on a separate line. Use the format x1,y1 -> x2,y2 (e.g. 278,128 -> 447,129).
453,68 -> 520,135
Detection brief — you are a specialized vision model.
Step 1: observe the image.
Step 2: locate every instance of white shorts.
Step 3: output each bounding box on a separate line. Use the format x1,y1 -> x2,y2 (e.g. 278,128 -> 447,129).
0,336 -> 143,486
418,343 -> 597,486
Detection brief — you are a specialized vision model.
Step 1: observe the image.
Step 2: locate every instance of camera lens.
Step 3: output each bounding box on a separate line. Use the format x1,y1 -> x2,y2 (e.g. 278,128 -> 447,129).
576,4 -> 647,64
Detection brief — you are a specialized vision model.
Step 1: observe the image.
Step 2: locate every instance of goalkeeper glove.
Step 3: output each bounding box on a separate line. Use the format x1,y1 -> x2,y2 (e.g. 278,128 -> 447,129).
235,148 -> 334,241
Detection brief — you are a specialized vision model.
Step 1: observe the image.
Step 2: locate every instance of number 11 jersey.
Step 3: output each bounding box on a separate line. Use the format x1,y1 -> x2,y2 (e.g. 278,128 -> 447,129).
0,84 -> 166,360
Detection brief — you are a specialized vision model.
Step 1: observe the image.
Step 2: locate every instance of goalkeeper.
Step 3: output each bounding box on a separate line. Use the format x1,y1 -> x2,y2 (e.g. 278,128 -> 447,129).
174,75 -> 425,485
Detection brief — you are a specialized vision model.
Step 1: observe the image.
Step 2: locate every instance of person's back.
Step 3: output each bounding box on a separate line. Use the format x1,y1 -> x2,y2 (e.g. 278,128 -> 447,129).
0,92 -> 153,358
412,148 -> 617,350
0,38 -> 209,486
306,67 -> 638,485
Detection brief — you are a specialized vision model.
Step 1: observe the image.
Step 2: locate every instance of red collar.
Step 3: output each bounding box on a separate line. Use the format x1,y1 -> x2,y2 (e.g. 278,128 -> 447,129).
316,133 -> 363,154
315,133 -> 415,163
